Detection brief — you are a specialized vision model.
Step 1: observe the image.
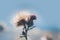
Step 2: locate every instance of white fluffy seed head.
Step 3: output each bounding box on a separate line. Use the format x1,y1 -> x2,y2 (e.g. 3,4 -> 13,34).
11,11 -> 36,27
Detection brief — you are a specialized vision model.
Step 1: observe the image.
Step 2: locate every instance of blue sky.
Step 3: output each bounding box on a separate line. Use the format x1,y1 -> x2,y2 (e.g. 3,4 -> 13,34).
0,0 -> 60,32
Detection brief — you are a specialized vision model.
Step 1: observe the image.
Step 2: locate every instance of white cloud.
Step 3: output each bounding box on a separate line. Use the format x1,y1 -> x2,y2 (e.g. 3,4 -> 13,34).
12,27 -> 41,40
28,27 -> 41,40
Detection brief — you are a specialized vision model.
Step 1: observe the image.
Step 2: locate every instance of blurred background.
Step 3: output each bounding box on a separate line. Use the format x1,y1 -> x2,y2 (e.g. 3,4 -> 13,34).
0,0 -> 60,40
